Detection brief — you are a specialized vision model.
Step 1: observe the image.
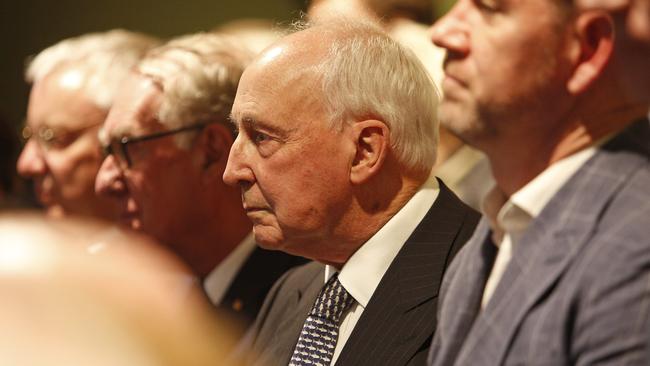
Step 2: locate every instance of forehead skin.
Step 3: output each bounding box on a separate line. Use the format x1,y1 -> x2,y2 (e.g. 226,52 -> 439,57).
231,29 -> 333,130
28,67 -> 107,131
101,74 -> 163,144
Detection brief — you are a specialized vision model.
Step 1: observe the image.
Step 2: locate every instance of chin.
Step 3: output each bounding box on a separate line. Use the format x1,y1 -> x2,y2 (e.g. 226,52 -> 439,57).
252,226 -> 284,250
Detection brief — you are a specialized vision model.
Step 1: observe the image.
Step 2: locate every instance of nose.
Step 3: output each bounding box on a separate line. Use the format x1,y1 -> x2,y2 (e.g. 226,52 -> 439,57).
95,155 -> 128,197
223,134 -> 255,187
16,139 -> 47,178
429,0 -> 471,56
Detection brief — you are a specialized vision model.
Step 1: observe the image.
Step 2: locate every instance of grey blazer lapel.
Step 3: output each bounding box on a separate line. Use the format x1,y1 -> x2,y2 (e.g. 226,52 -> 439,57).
456,120 -> 650,365
336,181 -> 480,365
433,219 -> 496,365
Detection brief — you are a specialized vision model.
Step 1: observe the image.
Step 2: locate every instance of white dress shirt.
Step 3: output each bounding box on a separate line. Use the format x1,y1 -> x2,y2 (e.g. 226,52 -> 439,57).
203,232 -> 257,305
481,147 -> 597,308
325,176 -> 440,364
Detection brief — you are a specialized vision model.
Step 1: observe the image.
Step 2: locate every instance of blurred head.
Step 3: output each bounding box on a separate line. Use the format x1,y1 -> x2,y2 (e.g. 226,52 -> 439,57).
0,212 -> 240,366
430,0 -> 649,193
212,19 -> 283,55
16,30 -> 159,220
308,0 -> 434,25
430,1 -> 581,149
95,33 -> 252,277
576,0 -> 650,41
223,19 -> 438,264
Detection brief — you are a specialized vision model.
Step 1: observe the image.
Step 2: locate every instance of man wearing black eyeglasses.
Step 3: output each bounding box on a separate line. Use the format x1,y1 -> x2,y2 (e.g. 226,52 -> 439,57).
95,33 -> 307,335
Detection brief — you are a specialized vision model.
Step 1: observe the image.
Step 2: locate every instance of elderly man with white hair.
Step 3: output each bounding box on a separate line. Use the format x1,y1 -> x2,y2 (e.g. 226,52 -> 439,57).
307,0 -> 494,210
16,30 -> 159,220
95,33 -> 307,332
224,19 -> 479,366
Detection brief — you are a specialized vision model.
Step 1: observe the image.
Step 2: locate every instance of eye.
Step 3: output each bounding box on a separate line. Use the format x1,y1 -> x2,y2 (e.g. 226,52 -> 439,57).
252,131 -> 271,145
43,131 -> 77,150
474,0 -> 500,12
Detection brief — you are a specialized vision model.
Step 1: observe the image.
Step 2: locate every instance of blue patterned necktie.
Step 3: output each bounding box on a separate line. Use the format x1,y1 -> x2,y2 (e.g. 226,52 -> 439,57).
289,274 -> 355,366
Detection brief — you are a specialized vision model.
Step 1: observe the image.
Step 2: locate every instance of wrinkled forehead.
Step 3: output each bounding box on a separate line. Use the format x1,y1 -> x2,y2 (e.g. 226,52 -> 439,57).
100,73 -> 163,142
232,66 -> 326,133
233,30 -> 331,114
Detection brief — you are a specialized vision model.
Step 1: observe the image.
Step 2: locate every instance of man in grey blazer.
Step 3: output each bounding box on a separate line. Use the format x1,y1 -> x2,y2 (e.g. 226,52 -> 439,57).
224,19 -> 479,366
427,1 -> 650,365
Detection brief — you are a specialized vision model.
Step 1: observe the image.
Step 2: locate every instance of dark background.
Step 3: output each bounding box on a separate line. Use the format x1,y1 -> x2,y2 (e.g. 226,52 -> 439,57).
0,0 -> 455,129
0,0 -> 308,128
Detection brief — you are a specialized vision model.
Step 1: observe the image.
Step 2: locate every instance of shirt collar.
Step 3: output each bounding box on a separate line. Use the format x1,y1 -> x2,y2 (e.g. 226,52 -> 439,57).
326,175 -> 440,308
483,146 -> 597,245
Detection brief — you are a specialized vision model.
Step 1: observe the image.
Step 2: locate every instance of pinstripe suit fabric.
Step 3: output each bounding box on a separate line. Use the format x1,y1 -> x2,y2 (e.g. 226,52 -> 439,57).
428,119 -> 650,366
239,180 -> 480,366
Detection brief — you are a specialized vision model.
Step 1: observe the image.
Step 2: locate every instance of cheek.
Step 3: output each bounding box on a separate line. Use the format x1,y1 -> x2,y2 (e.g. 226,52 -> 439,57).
270,163 -> 348,230
47,145 -> 103,197
136,158 -> 199,212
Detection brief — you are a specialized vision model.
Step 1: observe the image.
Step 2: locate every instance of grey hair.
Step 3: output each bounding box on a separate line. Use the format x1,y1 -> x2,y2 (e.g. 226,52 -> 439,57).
26,29 -> 160,110
302,19 -> 440,173
136,32 -> 252,147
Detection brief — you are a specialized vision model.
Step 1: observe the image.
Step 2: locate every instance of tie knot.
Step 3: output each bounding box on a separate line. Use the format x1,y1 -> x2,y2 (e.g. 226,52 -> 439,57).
310,275 -> 354,323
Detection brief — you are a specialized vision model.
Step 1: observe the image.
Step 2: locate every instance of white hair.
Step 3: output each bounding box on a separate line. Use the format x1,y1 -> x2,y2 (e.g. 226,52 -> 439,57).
309,20 -> 440,173
136,32 -> 252,147
26,29 -> 160,110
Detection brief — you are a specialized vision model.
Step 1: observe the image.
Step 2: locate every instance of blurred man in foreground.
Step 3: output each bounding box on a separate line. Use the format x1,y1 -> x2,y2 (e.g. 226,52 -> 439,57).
16,30 -> 159,219
95,33 -> 306,330
225,19 -> 479,366
0,212 -> 240,366
428,0 -> 650,365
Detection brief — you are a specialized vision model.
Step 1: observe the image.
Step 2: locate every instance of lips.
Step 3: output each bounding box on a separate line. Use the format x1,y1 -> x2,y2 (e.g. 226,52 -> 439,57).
243,205 -> 268,213
33,179 -> 54,206
119,198 -> 141,229
443,71 -> 467,87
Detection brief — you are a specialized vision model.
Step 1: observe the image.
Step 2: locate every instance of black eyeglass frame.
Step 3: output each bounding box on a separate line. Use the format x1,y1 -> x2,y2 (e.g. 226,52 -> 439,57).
102,122 -> 210,169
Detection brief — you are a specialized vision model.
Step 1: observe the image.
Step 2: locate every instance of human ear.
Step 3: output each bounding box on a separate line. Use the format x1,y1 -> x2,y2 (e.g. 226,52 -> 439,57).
350,119 -> 390,185
567,10 -> 615,94
199,122 -> 234,172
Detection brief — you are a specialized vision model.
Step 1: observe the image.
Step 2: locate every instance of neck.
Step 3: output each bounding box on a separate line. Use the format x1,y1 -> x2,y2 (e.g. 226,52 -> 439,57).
173,186 -> 252,279
488,103 -> 648,196
322,160 -> 429,266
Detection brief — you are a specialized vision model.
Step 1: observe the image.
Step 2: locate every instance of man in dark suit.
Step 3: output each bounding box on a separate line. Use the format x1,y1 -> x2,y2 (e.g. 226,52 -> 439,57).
223,19 -> 479,366
427,1 -> 650,365
95,33 -> 306,335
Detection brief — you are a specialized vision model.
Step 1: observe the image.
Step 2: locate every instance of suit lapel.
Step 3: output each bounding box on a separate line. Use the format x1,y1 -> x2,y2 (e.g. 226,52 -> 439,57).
456,120 -> 650,365
337,182 -> 479,365
258,264 -> 325,366
222,247 -> 308,324
433,219 -> 496,365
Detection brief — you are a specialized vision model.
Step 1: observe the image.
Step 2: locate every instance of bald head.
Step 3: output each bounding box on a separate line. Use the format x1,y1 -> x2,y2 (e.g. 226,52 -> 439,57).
245,19 -> 440,171
223,19 -> 439,260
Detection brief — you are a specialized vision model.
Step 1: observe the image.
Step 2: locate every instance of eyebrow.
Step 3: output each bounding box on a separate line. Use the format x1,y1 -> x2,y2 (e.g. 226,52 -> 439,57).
236,115 -> 294,139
